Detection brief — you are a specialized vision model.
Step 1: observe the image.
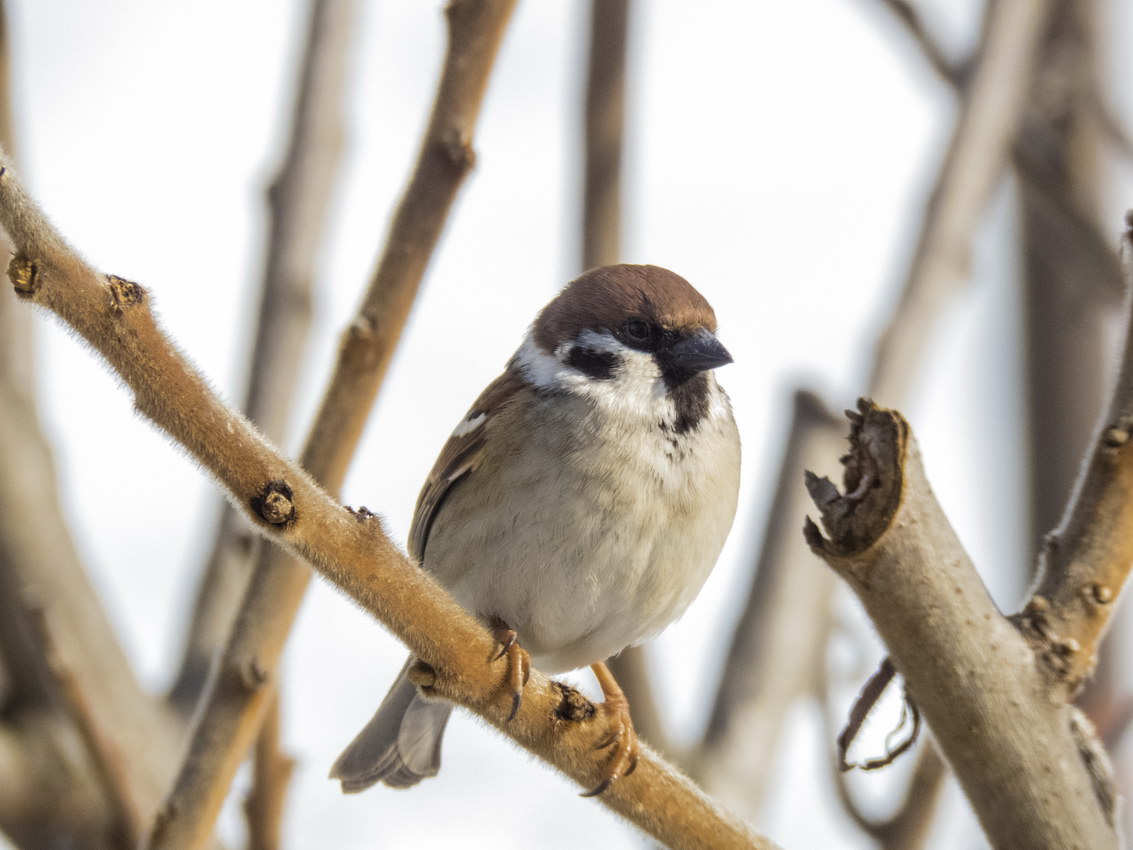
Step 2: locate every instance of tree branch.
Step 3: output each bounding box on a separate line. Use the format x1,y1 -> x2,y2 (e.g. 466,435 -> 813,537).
144,2 -> 529,846
243,697 -> 295,850
21,602 -> 144,848
872,0 -> 965,85
869,0 -> 1052,404
0,141 -> 774,850
694,390 -> 842,814
580,0 -> 628,271
806,400 -> 1117,847
0,10 -> 194,834
1026,214 -> 1133,693
170,0 -> 356,714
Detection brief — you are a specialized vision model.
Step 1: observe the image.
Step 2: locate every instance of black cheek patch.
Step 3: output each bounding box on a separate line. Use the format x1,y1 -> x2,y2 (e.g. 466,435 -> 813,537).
565,346 -> 618,380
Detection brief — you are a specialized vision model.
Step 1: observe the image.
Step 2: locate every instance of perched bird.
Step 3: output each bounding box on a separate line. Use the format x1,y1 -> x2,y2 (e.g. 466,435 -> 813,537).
331,264 -> 740,795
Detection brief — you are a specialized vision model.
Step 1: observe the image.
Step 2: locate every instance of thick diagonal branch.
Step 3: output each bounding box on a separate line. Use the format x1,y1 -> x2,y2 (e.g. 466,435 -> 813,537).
0,148 -> 773,850
806,401 -> 1117,848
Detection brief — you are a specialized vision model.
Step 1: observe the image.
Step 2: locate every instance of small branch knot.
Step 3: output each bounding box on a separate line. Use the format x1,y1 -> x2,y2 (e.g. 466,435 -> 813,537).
251,480 -> 297,527
1089,584 -> 1114,605
440,127 -> 476,170
407,660 -> 437,689
108,275 -> 146,310
8,255 -> 38,295
346,505 -> 377,521
552,681 -> 596,723
241,657 -> 270,690
1103,426 -> 1130,448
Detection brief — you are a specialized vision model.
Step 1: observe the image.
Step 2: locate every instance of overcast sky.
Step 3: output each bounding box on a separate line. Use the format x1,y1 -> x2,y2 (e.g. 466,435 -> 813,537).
8,1 -> 1133,847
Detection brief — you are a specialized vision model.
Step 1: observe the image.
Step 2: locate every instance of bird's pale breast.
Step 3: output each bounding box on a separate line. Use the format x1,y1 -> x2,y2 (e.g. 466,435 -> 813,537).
423,381 -> 740,674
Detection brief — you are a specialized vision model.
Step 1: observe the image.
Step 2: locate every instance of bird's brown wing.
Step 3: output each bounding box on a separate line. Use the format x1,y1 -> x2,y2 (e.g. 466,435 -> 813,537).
408,369 -> 526,562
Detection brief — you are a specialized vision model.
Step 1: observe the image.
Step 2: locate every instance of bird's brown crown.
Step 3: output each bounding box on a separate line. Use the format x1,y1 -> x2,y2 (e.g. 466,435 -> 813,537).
533,265 -> 717,352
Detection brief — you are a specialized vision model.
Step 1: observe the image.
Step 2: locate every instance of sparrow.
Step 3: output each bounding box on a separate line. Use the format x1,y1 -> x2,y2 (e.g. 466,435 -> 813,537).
331,264 -> 740,796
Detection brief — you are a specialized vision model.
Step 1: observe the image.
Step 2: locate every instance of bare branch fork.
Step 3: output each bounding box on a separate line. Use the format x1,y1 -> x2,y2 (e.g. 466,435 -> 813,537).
803,214 -> 1133,848
0,42 -> 773,850
695,1 -> 1051,833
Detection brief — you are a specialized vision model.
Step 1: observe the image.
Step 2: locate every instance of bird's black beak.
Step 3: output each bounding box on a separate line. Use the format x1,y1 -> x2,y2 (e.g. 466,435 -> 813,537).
668,328 -> 733,373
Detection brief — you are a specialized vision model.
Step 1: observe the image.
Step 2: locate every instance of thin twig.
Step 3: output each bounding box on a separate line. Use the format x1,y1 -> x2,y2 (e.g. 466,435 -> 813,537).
22,602 -> 144,848
873,0 -> 964,85
694,390 -> 841,813
580,0 -> 629,271
244,697 -> 296,850
699,0 -> 1051,816
869,0 -> 1052,404
1025,215 -> 1133,694
172,0 -> 356,842
819,661 -> 946,850
170,0 -> 357,714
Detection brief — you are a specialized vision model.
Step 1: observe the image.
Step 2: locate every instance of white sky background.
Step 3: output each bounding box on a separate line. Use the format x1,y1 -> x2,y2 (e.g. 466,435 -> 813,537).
7,1 -> 1133,848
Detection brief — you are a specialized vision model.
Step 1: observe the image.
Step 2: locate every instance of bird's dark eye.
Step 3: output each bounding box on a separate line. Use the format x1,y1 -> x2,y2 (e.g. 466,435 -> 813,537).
621,318 -> 653,344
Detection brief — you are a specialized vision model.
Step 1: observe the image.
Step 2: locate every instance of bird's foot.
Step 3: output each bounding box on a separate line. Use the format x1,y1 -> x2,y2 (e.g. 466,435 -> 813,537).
489,616 -> 530,721
581,661 -> 640,796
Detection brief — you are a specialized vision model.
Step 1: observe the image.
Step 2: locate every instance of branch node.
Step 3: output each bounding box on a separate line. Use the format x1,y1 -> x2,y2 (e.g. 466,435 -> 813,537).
1025,594 -> 1051,615
440,127 -> 476,170
107,274 -> 146,310
406,660 -> 437,689
1089,584 -> 1114,605
150,800 -> 177,843
346,505 -> 377,522
251,480 -> 297,527
8,254 -> 37,295
1102,426 -> 1130,448
552,681 -> 596,723
1055,636 -> 1082,656
241,656 -> 270,690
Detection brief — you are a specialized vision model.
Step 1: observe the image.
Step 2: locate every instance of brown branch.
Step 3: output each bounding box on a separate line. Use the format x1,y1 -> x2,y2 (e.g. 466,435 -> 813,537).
693,0 -> 1052,807
694,390 -> 841,813
21,602 -> 144,848
243,697 -> 295,850
1026,215 -> 1133,694
1018,0 -> 1117,570
872,0 -> 965,85
0,260 -> 218,848
146,2 -> 523,846
0,151 -> 774,850
806,401 -> 1117,847
580,0 -> 628,271
168,0 -> 355,844
171,0 -> 356,713
869,0 -> 1052,404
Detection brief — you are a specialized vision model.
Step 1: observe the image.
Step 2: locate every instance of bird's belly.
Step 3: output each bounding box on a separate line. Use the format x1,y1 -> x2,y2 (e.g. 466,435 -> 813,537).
424,426 -> 739,674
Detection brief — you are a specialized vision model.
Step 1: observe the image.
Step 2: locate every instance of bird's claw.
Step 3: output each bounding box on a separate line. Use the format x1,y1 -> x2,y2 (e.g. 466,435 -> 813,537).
581,663 -> 639,796
489,617 -> 530,721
